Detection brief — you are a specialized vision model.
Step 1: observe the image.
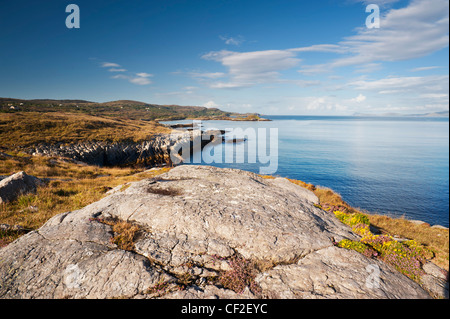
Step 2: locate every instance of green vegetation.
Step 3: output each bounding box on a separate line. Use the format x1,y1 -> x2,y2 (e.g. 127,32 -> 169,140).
332,209 -> 434,282
0,98 -> 232,121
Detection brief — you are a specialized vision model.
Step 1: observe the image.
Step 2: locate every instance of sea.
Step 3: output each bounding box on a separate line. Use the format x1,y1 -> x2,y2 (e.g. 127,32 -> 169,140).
162,116 -> 449,227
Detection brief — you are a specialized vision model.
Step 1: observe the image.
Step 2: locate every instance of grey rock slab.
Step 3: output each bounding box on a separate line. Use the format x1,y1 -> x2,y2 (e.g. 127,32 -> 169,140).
0,171 -> 44,204
162,285 -> 255,299
0,231 -> 170,299
256,246 -> 431,299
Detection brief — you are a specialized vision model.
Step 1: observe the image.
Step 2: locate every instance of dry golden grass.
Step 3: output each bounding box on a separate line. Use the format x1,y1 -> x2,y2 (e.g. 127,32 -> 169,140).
96,219 -> 140,251
0,154 -> 171,247
0,112 -> 170,148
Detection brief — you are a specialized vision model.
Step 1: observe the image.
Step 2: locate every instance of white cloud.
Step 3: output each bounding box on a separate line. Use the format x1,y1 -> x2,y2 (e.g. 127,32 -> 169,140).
297,0 -> 449,74
349,74 -> 449,110
334,0 -> 449,68
203,101 -> 219,108
199,0 -> 448,89
129,77 -> 152,85
419,93 -> 448,99
410,66 -> 441,72
351,94 -> 367,102
101,62 -> 121,68
201,49 -> 301,88
111,73 -> 152,85
354,63 -> 382,73
100,61 -> 153,85
190,72 -> 227,79
219,35 -> 244,46
136,72 -> 153,78
349,75 -> 449,93
352,0 -> 401,6
283,96 -> 349,113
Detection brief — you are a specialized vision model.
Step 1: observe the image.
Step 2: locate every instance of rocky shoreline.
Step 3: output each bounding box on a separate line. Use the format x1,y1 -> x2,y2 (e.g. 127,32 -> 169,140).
25,129 -> 224,167
0,165 -> 440,299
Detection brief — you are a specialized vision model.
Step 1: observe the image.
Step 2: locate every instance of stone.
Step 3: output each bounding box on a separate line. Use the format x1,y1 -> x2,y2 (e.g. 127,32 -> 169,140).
256,246 -> 430,299
420,262 -> 449,299
0,165 -> 432,299
0,171 -> 44,204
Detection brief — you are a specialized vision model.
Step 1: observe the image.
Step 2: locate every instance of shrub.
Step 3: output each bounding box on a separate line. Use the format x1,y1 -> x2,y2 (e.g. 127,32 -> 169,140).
337,239 -> 378,258
380,241 -> 425,281
217,255 -> 262,295
334,210 -> 370,227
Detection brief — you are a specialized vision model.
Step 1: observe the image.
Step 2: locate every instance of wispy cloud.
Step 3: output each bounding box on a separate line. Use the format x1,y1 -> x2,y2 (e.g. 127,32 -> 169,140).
190,72 -> 227,79
219,35 -> 245,46
203,100 -> 219,108
201,49 -> 301,88
199,0 -> 448,91
349,75 -> 448,93
410,66 -> 441,72
348,74 -> 449,110
350,93 -> 367,102
108,68 -> 127,72
350,0 -> 401,7
101,62 -> 121,68
136,72 -> 153,78
100,61 -> 153,85
304,0 -> 449,72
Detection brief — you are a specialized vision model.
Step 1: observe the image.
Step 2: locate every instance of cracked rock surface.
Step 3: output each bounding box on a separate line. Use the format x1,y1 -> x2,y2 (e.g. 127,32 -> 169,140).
0,165 -> 431,299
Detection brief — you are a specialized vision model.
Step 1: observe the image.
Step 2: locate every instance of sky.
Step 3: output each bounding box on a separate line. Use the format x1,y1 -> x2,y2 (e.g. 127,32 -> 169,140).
0,0 -> 448,115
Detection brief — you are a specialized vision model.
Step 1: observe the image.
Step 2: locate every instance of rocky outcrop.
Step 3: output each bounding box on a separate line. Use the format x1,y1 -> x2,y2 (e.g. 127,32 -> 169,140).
421,262 -> 449,298
27,129 -> 221,167
0,166 -> 432,299
0,171 -> 44,204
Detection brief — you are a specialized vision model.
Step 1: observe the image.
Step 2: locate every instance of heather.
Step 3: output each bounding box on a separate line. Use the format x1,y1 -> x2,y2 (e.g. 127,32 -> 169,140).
331,206 -> 435,283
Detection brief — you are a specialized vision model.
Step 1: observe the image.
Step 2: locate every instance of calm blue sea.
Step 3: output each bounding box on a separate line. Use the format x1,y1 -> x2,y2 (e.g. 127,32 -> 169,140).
163,116 -> 449,227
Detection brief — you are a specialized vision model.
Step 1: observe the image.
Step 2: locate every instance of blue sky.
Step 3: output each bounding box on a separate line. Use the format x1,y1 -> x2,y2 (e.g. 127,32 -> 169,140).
0,0 -> 448,115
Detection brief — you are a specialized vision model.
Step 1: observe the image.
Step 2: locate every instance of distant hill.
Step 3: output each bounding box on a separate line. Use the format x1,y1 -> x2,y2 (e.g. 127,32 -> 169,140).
0,97 -> 236,121
0,97 -> 269,152
353,111 -> 449,118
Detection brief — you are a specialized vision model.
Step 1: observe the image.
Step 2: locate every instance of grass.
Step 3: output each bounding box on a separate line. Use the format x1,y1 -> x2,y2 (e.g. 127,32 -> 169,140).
0,112 -> 171,148
91,217 -> 141,251
0,153 -> 171,247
